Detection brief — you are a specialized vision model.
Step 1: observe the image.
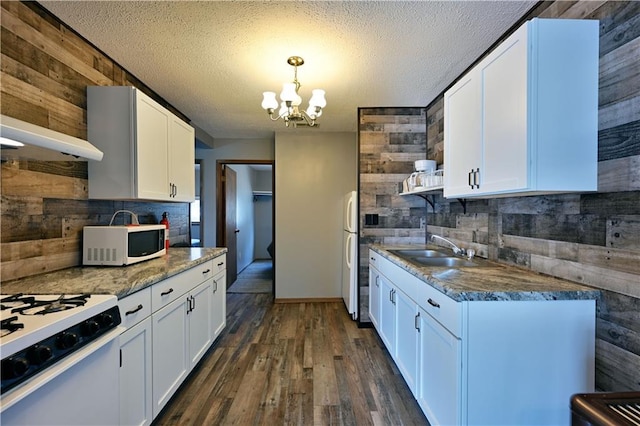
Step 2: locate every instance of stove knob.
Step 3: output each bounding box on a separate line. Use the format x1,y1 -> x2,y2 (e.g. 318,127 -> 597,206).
1,357 -> 29,379
26,345 -> 52,365
80,319 -> 100,336
97,313 -> 114,328
56,332 -> 78,350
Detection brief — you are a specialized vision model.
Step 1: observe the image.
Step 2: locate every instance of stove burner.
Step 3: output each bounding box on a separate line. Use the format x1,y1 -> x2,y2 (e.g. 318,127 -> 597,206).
1,316 -> 24,337
0,294 -> 35,311
10,295 -> 90,316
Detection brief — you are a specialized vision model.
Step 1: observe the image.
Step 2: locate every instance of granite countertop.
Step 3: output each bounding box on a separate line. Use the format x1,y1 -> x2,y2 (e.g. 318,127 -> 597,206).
370,244 -> 600,302
1,247 -> 227,299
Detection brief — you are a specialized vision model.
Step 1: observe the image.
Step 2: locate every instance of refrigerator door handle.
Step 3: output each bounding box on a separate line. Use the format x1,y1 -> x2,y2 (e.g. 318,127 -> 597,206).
345,232 -> 353,269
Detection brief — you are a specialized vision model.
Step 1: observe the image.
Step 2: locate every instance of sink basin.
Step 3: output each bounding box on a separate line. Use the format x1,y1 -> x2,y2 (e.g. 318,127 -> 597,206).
388,249 -> 482,267
410,257 -> 479,267
388,249 -> 450,258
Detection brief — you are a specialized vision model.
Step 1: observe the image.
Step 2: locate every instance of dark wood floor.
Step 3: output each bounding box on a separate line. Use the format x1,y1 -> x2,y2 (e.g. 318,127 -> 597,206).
153,293 -> 428,425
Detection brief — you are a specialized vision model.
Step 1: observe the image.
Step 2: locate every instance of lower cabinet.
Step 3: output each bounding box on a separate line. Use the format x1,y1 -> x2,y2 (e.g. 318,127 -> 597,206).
118,254 -> 226,425
368,264 -> 381,329
211,269 -> 226,340
416,306 -> 461,426
119,317 -> 153,426
369,249 -> 595,425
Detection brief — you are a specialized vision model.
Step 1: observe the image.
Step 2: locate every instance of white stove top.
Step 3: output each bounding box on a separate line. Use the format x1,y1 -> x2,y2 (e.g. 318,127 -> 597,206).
0,294 -> 117,358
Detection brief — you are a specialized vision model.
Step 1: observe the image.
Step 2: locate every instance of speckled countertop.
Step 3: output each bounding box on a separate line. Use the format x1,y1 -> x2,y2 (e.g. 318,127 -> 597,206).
370,244 -> 600,302
1,248 -> 227,299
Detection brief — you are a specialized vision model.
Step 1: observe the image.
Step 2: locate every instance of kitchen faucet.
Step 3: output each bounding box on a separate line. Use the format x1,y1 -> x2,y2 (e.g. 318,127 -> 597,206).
430,234 -> 467,257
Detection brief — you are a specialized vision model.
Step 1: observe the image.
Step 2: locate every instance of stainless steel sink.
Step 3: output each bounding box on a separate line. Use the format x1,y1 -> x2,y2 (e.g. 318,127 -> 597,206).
388,249 -> 482,267
388,249 -> 450,258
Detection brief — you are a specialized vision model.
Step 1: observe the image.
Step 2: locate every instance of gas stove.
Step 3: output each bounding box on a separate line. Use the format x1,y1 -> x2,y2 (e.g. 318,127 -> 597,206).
0,293 -> 121,395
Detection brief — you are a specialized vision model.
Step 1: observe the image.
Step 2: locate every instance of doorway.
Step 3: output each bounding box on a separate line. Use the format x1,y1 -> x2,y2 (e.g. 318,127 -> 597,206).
216,160 -> 274,292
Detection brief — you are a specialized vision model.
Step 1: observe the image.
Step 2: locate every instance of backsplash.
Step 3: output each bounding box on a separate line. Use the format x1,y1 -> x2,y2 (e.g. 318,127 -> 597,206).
0,1 -> 191,282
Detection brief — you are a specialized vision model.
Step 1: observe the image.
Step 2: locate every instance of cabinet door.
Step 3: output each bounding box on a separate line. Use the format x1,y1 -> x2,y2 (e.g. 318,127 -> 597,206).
368,266 -> 381,330
378,275 -> 396,352
417,307 -> 461,426
480,23 -> 528,194
169,116 -> 195,202
120,317 -> 152,426
152,296 -> 189,418
211,270 -> 227,340
188,280 -> 213,367
394,289 -> 419,395
135,92 -> 171,201
444,72 -> 482,198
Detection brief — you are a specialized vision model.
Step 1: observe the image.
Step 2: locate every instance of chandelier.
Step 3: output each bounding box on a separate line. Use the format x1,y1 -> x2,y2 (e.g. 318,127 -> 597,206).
261,56 -> 326,127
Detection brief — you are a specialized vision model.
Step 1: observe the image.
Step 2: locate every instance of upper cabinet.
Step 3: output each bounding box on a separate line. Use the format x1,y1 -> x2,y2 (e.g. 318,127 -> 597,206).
444,18 -> 599,199
87,86 -> 195,202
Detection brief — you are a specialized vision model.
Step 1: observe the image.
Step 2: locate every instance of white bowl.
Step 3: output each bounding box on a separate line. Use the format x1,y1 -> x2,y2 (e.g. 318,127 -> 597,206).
415,159 -> 436,172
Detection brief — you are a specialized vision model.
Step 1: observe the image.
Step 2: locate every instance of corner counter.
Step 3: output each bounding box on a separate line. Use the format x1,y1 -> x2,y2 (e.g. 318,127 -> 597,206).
1,247 -> 227,299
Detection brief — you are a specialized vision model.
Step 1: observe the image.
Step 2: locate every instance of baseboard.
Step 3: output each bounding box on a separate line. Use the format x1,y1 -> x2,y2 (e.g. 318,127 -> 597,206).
274,297 -> 343,304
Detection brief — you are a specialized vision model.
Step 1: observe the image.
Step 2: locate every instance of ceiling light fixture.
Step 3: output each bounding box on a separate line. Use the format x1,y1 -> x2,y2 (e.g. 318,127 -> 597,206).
261,56 -> 326,127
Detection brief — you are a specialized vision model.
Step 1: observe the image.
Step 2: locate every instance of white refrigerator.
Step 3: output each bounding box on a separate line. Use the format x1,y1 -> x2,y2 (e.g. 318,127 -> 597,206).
342,191 -> 358,320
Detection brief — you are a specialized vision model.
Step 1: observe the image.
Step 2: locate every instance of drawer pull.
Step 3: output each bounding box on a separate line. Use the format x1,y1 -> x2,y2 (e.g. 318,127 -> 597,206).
370,257 -> 375,262
161,288 -> 174,296
427,298 -> 440,308
203,269 -> 211,274
125,304 -> 143,316
218,262 -> 224,267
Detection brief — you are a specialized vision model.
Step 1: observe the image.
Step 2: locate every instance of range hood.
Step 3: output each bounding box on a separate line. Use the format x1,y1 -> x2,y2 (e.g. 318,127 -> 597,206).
0,115 -> 103,161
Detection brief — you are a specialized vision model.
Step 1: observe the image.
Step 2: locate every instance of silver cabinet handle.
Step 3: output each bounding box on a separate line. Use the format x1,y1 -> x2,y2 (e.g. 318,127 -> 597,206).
415,312 -> 420,331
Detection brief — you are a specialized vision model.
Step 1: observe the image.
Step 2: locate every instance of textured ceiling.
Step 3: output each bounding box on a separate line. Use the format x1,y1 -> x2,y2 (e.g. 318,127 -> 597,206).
41,1 -> 536,141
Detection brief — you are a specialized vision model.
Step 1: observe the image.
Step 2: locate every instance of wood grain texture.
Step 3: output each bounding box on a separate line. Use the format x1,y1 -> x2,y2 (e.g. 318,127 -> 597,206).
154,294 -> 427,425
0,2 -> 193,280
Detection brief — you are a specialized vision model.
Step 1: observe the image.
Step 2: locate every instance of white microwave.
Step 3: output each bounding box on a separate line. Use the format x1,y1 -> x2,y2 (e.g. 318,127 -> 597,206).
83,224 -> 166,266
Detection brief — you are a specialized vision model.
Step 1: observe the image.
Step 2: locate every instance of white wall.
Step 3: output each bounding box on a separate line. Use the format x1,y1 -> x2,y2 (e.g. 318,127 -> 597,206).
196,138 -> 273,247
275,132 -> 357,299
253,169 -> 273,259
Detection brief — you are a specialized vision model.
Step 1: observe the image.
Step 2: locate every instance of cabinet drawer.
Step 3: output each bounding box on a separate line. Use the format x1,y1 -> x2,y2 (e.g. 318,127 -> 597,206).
416,283 -> 461,338
152,272 -> 190,312
371,250 -> 419,303
212,254 -> 226,275
369,250 -> 383,268
119,287 -> 152,329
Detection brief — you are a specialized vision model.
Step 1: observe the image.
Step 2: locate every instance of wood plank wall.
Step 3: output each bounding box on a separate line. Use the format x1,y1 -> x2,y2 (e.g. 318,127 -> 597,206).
425,1 -> 640,392
358,107 -> 427,323
1,1 -> 191,282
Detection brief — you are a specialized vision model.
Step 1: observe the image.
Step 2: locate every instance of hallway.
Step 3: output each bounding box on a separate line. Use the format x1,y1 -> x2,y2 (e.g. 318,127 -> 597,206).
227,260 -> 272,294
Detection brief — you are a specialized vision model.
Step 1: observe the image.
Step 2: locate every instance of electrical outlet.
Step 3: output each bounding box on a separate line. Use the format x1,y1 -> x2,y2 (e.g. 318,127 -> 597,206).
420,217 -> 426,230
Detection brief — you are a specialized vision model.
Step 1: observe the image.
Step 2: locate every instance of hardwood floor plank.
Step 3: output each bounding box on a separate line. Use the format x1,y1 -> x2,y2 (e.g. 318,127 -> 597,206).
153,293 -> 428,425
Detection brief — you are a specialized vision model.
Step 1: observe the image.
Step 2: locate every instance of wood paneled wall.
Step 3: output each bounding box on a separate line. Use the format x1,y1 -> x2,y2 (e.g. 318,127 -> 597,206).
1,1 -> 191,282
358,107 -> 427,323
425,1 -> 640,392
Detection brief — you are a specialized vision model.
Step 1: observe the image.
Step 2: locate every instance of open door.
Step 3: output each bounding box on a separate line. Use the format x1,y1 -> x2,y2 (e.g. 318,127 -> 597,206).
222,166 -> 238,287
216,160 -> 275,295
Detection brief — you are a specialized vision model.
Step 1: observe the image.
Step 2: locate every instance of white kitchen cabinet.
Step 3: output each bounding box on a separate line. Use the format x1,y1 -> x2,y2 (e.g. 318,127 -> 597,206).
444,18 -> 599,198
416,306 -> 461,426
87,86 -> 195,202
118,287 -> 153,426
378,273 -> 396,352
368,262 -> 381,330
119,317 -> 153,426
151,291 -> 189,418
394,288 -> 419,395
187,279 -> 213,367
369,249 -> 595,425
211,268 -> 227,340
